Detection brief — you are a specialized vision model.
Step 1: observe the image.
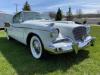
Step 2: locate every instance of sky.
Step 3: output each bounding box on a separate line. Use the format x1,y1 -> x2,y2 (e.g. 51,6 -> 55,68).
0,0 -> 100,14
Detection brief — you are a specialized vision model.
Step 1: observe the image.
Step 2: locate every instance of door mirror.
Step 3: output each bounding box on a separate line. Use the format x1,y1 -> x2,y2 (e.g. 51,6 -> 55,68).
83,20 -> 87,24
4,22 -> 10,27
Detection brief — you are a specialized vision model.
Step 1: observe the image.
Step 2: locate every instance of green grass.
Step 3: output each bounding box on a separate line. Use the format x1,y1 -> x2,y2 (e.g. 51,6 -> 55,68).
0,26 -> 100,75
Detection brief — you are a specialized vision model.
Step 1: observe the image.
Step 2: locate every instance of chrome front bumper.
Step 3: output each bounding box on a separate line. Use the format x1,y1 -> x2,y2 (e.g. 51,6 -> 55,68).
51,36 -> 96,54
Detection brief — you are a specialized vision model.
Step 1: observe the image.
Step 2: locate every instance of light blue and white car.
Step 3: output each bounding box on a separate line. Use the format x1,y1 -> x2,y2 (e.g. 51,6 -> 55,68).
5,11 -> 95,59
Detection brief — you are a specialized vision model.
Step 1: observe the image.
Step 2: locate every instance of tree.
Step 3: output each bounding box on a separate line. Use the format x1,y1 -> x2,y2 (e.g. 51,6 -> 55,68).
67,7 -> 73,21
55,8 -> 62,21
23,1 -> 31,11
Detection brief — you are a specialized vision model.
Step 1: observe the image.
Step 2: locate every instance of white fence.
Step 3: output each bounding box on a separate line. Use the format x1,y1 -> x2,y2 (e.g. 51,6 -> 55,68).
74,18 -> 100,24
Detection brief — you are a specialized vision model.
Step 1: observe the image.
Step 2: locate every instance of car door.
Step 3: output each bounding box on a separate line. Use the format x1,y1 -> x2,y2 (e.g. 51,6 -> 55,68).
11,12 -> 24,43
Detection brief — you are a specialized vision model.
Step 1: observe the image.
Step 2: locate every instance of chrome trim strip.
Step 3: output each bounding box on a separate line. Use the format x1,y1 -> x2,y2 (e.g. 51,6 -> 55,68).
11,25 -> 50,32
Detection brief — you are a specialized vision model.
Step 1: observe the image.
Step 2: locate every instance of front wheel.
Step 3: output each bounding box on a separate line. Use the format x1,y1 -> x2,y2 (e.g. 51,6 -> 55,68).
5,28 -> 11,40
30,35 -> 43,59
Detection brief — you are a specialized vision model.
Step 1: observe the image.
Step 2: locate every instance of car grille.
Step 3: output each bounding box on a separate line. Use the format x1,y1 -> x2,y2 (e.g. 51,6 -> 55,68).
73,26 -> 87,41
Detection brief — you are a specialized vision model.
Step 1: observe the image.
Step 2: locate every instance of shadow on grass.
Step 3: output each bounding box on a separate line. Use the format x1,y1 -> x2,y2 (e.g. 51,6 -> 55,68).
0,37 -> 89,75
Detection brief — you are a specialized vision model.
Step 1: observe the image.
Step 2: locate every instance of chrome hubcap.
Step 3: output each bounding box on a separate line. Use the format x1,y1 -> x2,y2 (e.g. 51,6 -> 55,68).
32,40 -> 41,54
30,36 -> 42,59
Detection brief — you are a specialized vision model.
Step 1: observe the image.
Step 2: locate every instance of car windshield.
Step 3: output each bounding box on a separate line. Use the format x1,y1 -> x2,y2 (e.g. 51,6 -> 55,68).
13,11 -> 51,23
23,12 -> 50,21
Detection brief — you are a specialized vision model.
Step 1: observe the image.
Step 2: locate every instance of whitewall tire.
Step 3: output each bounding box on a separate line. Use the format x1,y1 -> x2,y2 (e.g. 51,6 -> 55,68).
30,35 -> 43,59
5,28 -> 10,40
6,33 -> 10,40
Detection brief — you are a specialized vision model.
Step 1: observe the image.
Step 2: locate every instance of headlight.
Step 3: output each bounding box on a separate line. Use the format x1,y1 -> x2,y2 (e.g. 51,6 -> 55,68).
50,28 -> 59,38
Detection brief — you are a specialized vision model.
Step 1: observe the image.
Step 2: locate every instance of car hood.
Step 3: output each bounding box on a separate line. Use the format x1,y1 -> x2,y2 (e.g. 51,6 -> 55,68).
22,20 -> 87,41
22,20 -> 84,28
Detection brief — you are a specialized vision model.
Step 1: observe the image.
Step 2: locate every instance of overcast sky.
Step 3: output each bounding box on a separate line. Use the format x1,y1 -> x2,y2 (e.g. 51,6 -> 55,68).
0,0 -> 100,14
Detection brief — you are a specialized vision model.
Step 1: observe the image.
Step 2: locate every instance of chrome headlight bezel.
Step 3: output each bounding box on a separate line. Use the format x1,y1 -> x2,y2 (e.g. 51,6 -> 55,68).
86,25 -> 91,34
50,28 -> 59,38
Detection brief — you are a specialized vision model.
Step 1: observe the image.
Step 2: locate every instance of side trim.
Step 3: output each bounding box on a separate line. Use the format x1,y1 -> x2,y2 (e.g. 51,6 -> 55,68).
11,25 -> 50,32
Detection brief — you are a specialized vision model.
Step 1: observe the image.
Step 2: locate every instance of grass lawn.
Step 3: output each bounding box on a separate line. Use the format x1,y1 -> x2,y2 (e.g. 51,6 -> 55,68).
0,26 -> 100,75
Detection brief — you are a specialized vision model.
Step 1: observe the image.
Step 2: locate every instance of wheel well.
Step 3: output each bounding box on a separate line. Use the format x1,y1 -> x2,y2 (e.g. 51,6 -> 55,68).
26,33 -> 36,46
26,33 -> 43,47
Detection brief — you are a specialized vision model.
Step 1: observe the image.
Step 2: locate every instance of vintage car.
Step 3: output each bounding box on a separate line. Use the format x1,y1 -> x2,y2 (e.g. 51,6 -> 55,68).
5,11 -> 95,59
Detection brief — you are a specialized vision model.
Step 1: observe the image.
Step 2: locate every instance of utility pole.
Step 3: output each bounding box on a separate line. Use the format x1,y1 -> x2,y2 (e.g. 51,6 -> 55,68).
15,3 -> 18,13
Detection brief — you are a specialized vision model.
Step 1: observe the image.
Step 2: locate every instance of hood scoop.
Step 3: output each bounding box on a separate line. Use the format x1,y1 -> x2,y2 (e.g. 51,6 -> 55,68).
47,23 -> 55,27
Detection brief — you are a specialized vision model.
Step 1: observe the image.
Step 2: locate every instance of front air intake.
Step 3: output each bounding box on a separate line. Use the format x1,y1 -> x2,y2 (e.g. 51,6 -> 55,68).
73,26 -> 87,41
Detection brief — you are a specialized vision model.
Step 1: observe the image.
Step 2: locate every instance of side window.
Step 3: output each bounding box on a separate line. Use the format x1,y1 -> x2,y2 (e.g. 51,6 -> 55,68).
13,12 -> 22,23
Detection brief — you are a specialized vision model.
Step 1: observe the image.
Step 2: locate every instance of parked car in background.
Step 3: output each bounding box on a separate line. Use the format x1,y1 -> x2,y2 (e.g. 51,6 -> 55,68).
4,11 -> 95,59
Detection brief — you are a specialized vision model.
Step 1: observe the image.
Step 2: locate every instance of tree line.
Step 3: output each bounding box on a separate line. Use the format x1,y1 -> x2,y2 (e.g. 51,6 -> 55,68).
22,1 -> 83,21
